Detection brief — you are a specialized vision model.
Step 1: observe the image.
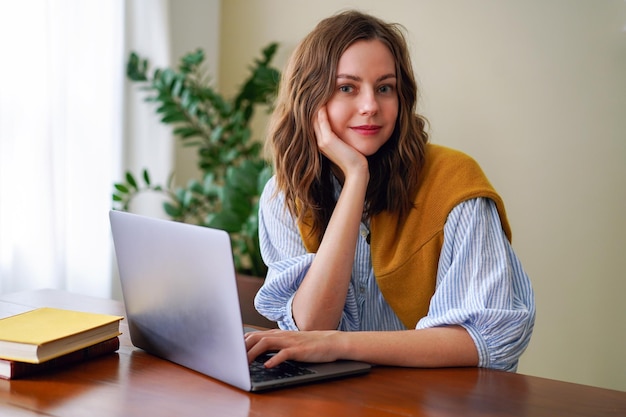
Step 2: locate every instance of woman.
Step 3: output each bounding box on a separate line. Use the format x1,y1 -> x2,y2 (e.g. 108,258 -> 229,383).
246,10 -> 535,372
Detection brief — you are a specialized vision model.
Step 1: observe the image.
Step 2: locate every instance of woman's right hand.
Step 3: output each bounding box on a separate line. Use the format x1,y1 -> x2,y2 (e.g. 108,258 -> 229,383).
314,106 -> 369,180
290,106 -> 370,330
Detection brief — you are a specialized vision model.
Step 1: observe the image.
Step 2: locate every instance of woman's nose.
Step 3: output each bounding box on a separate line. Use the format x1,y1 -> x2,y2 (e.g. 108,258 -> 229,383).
358,90 -> 378,116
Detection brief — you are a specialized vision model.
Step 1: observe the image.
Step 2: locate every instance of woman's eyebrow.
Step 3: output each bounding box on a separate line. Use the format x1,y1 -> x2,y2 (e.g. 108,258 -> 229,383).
336,73 -> 397,82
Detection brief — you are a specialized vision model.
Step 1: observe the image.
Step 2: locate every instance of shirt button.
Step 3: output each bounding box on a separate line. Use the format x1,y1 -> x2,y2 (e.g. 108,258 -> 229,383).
359,286 -> 366,294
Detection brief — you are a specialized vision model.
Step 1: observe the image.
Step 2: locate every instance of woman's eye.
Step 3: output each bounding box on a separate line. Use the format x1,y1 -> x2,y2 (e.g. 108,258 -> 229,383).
378,85 -> 394,94
339,85 -> 354,93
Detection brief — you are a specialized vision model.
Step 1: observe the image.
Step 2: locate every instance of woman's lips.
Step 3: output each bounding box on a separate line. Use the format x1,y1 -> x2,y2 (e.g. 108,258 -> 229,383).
350,125 -> 382,135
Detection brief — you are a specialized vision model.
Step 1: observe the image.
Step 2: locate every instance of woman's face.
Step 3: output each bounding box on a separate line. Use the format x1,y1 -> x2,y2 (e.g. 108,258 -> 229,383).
325,39 -> 399,156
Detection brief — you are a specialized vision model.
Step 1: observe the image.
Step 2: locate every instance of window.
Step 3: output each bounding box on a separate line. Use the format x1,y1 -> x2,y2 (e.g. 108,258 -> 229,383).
0,1 -> 124,296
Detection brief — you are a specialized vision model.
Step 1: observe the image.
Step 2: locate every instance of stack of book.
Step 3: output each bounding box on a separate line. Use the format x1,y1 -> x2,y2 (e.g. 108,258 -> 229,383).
0,306 -> 123,379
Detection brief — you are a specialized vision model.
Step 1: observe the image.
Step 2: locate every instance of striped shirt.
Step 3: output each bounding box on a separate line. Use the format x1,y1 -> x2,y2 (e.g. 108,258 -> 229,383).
254,176 -> 535,371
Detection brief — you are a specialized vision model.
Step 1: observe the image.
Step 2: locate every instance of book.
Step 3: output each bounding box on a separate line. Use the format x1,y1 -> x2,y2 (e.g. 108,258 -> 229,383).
0,336 -> 120,380
0,307 -> 123,364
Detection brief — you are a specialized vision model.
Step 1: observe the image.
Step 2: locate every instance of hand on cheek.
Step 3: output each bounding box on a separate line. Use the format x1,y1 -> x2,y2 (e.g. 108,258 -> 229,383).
314,106 -> 368,178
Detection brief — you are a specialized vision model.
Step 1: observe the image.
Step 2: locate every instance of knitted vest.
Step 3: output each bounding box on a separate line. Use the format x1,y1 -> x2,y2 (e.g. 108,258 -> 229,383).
298,144 -> 511,329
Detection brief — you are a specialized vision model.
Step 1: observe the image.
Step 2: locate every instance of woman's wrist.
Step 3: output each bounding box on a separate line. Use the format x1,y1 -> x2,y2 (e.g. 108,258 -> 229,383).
331,330 -> 356,361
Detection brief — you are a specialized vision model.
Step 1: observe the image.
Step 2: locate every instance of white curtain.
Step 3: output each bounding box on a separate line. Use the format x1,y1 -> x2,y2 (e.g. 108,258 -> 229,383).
109,0 -> 174,300
0,0 -> 173,299
123,0 -> 174,219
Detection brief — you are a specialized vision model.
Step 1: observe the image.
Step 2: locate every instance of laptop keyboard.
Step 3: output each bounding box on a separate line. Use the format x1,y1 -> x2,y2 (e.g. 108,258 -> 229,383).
249,353 -> 316,383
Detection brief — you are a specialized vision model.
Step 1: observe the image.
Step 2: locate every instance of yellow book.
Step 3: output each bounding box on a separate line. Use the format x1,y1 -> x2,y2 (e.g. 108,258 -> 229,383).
0,307 -> 123,364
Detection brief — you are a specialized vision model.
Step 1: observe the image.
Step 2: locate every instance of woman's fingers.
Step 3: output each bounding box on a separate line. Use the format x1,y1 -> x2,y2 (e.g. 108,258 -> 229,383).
314,106 -> 335,151
245,330 -> 294,367
245,329 -> 280,362
245,329 -> 341,368
314,106 -> 368,176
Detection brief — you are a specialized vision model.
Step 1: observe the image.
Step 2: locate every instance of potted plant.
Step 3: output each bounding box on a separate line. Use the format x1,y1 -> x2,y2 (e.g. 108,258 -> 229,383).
112,44 -> 280,327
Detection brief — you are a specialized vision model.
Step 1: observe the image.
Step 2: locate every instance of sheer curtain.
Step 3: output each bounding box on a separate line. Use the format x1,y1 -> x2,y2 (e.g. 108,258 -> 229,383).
123,0 -> 174,219
0,0 -> 172,299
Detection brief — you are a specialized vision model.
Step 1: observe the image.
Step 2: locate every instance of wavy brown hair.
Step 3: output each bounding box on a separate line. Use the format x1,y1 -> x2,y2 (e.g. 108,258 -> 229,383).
266,10 -> 429,244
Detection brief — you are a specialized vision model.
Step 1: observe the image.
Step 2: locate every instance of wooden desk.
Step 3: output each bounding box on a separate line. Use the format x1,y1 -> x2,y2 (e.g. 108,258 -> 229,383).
0,289 -> 624,417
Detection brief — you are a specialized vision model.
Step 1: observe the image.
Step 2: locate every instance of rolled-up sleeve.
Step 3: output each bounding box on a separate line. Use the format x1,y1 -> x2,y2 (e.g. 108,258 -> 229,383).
254,177 -> 313,330
254,177 -> 371,331
416,198 -> 536,371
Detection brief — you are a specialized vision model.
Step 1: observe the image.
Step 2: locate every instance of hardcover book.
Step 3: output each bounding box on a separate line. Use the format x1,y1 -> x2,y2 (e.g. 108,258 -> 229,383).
0,336 -> 120,379
0,307 -> 123,363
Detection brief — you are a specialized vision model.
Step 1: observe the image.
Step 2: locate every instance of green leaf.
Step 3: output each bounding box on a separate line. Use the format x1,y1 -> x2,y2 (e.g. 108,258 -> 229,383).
174,187 -> 186,202
221,148 -> 239,163
186,99 -> 199,117
206,211 -> 242,233
181,189 -> 194,208
173,126 -> 200,139
156,103 -> 179,114
242,105 -> 254,122
163,202 -> 181,218
125,172 -> 138,190
221,185 -> 251,219
261,43 -> 278,64
257,165 -> 273,193
188,179 -> 203,194
161,112 -> 188,123
182,140 -> 203,147
226,161 -> 258,196
209,125 -> 224,144
180,49 -> 204,71
239,127 -> 252,144
180,88 -> 192,108
203,173 -> 219,196
160,68 -> 175,87
171,78 -> 184,97
142,169 -> 151,185
114,183 -> 129,193
126,52 -> 148,81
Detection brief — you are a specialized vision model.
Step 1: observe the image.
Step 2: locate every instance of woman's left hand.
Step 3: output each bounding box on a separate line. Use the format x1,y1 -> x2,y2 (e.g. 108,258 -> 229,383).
245,329 -> 343,368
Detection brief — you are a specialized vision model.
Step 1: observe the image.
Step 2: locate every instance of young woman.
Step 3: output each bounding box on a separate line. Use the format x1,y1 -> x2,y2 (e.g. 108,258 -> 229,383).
245,10 -> 535,372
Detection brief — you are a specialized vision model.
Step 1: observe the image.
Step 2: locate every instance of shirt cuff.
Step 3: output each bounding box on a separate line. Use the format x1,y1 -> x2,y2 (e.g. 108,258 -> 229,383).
279,292 -> 300,331
460,323 -> 491,369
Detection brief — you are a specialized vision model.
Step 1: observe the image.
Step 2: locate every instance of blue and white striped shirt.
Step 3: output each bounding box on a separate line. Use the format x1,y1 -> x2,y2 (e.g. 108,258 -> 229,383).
254,176 -> 535,371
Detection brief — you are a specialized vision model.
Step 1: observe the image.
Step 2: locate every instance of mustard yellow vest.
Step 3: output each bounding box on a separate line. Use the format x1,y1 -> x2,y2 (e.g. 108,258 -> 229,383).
298,144 -> 511,329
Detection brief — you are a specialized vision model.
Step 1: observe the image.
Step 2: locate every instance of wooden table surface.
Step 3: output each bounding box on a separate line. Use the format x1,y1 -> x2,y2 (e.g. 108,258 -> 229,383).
1,289 -> 624,417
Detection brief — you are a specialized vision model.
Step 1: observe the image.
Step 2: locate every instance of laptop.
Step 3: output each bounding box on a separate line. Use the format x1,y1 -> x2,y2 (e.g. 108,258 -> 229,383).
109,210 -> 371,392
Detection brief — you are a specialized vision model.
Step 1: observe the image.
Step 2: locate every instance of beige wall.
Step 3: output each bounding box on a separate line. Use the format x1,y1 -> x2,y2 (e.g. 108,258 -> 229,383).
178,0 -> 626,390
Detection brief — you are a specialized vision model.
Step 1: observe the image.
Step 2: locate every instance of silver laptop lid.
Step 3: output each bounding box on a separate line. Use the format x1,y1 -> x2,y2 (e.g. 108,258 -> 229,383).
109,210 -> 253,391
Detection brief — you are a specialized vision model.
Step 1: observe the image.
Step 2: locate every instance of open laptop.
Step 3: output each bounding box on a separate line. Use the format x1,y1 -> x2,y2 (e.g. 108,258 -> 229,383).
109,210 -> 371,392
